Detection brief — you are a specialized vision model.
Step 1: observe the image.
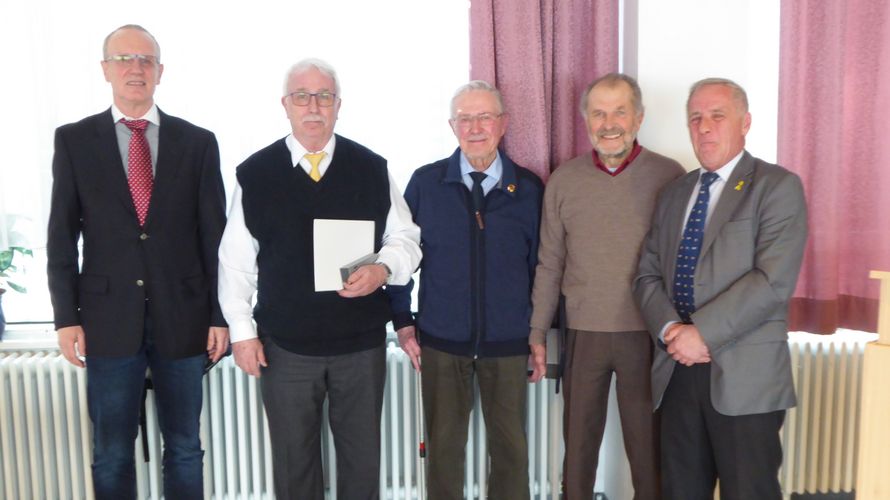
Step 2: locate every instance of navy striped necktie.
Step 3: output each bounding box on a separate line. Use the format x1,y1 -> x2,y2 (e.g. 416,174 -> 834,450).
672,171 -> 719,322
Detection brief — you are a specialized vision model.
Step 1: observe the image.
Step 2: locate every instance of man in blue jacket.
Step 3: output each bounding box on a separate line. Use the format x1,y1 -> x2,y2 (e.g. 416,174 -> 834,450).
388,80 -> 544,500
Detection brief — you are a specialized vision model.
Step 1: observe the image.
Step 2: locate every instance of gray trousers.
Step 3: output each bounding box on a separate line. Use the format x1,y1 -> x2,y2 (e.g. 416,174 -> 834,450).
260,339 -> 385,500
422,346 -> 530,500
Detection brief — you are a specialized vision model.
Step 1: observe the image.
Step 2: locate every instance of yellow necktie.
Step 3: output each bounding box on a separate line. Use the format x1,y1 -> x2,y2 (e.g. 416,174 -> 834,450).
305,152 -> 326,182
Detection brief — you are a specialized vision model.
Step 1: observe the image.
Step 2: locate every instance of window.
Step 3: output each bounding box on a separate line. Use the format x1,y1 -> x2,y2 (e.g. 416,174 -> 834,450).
0,1 -> 469,325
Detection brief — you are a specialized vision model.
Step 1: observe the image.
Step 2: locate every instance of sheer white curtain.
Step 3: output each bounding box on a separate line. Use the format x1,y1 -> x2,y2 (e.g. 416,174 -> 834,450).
0,0 -> 469,322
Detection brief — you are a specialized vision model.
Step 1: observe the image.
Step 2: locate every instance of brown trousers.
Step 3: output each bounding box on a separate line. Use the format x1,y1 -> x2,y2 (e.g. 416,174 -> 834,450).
562,330 -> 660,500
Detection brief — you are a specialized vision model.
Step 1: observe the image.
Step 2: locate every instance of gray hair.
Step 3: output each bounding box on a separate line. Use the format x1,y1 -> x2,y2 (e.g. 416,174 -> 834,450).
103,24 -> 161,62
282,58 -> 341,97
450,80 -> 505,117
579,72 -> 644,118
687,77 -> 749,113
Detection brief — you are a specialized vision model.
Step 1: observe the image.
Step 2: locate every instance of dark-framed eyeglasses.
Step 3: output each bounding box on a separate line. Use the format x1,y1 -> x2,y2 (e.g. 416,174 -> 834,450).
286,91 -> 337,107
104,54 -> 160,67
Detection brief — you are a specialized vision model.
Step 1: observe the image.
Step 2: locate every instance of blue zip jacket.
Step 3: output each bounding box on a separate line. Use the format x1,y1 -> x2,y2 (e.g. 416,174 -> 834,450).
388,148 -> 542,358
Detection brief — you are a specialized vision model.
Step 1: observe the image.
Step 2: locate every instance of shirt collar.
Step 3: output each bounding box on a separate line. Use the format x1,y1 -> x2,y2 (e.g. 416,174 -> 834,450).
111,103 -> 160,126
701,149 -> 745,183
459,150 -> 503,184
592,141 -> 642,176
285,133 -> 337,167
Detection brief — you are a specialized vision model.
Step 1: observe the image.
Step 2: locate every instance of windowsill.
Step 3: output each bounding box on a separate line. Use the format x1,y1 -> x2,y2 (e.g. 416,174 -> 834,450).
0,323 -> 58,351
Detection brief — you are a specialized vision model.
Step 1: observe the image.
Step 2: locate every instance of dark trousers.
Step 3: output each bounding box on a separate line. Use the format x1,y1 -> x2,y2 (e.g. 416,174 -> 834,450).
422,346 -> 530,500
260,339 -> 385,500
660,363 -> 785,500
86,322 -> 206,500
562,330 -> 660,500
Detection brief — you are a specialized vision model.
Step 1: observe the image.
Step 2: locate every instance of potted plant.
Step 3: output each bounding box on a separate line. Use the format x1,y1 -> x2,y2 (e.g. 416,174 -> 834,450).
0,214 -> 34,339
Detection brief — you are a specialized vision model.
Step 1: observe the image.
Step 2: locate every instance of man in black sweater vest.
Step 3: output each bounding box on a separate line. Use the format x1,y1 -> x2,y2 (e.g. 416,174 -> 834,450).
218,58 -> 421,499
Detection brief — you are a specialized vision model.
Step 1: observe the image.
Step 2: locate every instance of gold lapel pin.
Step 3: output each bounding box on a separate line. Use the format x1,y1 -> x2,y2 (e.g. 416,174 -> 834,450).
507,183 -> 516,193
735,180 -> 745,191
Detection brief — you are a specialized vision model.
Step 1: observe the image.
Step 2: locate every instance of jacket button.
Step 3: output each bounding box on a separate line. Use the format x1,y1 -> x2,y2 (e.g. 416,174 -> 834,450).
139,233 -> 149,241
136,279 -> 144,287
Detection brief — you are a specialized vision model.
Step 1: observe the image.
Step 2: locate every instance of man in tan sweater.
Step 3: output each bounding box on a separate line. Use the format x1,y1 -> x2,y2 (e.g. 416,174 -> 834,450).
530,73 -> 684,499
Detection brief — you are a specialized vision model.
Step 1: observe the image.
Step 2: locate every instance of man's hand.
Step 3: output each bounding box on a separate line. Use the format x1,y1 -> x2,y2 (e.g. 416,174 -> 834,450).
338,264 -> 387,298
232,338 -> 267,377
665,324 -> 711,366
206,326 -> 230,363
528,343 -> 546,383
396,325 -> 421,372
58,325 -> 86,368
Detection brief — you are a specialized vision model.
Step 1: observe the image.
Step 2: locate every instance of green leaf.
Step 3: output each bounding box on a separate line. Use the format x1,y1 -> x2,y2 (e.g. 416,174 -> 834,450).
6,281 -> 27,293
9,247 -> 32,257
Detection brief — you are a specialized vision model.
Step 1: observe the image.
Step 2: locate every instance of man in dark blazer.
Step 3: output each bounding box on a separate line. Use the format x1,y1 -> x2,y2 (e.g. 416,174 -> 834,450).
47,25 -> 228,500
633,78 -> 808,500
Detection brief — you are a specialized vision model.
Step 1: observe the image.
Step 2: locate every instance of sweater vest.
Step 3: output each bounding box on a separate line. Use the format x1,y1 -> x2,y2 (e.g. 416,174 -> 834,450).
236,135 -> 392,355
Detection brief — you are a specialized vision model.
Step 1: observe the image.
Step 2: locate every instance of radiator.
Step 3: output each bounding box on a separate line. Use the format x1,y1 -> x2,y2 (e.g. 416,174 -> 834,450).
0,343 -> 559,500
781,332 -> 873,498
1,333 -> 871,500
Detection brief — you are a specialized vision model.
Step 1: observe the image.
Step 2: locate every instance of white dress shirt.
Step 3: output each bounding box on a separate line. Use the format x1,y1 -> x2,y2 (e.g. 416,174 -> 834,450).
218,134 -> 422,343
679,150 -> 744,230
660,150 -> 745,340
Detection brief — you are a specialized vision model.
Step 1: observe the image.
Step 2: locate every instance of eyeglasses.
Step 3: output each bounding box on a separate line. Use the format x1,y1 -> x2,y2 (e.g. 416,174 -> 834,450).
286,91 -> 338,107
452,113 -> 502,129
104,54 -> 159,67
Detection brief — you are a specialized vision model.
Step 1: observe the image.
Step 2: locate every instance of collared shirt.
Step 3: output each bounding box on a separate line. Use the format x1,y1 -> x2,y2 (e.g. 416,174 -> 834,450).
218,133 -> 422,344
111,103 -> 160,175
285,133 -> 336,178
680,149 -> 744,231
592,140 -> 643,176
459,150 -> 503,195
659,149 -> 745,341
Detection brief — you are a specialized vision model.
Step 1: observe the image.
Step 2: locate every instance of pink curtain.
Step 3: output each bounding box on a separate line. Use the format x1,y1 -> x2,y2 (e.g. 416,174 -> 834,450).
779,0 -> 890,333
470,0 -> 619,181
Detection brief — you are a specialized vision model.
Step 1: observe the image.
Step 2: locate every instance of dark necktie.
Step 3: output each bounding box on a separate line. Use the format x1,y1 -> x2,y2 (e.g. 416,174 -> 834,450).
469,171 -> 487,229
672,171 -> 719,322
122,119 -> 153,226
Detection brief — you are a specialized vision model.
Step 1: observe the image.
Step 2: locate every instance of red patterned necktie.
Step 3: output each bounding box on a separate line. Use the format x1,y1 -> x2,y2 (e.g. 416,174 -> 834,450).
122,119 -> 153,226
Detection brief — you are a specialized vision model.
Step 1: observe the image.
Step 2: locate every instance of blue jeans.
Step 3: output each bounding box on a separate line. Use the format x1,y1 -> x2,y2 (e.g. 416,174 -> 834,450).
86,322 -> 206,500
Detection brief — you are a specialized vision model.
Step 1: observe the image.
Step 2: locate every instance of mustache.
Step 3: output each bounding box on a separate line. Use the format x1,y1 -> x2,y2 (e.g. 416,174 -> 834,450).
301,114 -> 327,124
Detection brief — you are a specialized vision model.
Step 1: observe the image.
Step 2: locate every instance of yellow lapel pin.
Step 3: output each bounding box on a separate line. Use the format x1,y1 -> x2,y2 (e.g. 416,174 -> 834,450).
507,184 -> 516,193
734,180 -> 745,191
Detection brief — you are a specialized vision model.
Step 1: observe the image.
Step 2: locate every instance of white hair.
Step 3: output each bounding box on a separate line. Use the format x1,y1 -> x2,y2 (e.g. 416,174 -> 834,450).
450,80 -> 505,117
282,58 -> 341,97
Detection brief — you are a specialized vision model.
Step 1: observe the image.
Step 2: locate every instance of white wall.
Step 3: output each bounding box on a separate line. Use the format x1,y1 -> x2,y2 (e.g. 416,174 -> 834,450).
629,0 -> 780,170
595,3 -> 782,498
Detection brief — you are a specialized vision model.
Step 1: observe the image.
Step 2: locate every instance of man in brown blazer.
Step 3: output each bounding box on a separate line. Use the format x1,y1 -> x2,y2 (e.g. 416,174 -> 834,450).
530,73 -> 684,499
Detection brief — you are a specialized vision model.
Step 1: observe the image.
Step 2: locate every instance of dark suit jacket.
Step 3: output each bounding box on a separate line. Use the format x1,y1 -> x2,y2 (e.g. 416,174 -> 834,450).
633,151 -> 808,416
47,108 -> 227,359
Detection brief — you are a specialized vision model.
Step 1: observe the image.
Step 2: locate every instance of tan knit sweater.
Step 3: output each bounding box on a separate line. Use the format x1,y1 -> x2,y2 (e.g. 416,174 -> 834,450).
529,148 -> 685,344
